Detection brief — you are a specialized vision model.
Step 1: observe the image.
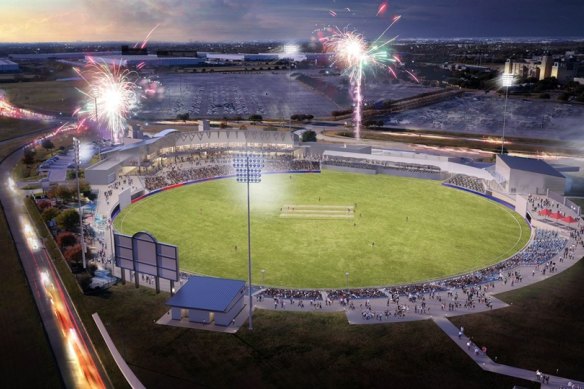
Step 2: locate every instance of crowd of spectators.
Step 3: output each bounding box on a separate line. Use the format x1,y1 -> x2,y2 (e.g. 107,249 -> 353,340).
103,175 -> 139,206
444,174 -> 486,194
259,288 -> 322,300
326,288 -> 386,300
143,154 -> 320,191
508,229 -> 567,265
145,164 -> 231,191
528,194 -> 554,212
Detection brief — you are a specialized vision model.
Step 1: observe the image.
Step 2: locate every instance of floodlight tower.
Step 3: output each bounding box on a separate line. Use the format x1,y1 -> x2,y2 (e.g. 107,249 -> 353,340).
73,137 -> 87,269
284,44 -> 299,131
501,73 -> 514,154
233,144 -> 264,330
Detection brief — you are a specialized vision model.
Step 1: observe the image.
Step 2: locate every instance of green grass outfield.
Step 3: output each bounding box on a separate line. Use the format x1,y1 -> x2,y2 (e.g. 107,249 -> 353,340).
115,171 -> 530,288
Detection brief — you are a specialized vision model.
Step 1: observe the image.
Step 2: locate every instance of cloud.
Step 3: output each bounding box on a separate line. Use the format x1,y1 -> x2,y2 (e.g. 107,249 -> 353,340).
1,0 -> 583,42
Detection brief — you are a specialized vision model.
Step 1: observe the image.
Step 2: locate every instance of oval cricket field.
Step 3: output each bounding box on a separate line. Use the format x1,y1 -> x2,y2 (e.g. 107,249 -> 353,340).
114,170 -> 530,289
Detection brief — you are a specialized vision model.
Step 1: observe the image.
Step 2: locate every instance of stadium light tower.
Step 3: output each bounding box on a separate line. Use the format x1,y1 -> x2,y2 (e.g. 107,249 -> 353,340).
233,144 -> 264,330
500,73 -> 514,154
284,44 -> 299,131
345,272 -> 350,292
73,137 -> 87,269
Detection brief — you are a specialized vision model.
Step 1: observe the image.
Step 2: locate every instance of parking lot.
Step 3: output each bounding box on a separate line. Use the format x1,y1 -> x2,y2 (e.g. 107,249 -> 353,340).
139,72 -> 340,120
137,71 -> 440,121
385,93 -> 584,140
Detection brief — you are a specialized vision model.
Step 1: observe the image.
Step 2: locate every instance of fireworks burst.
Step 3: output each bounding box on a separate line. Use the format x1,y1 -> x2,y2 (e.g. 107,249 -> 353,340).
322,28 -> 399,139
320,10 -> 417,139
75,58 -> 139,144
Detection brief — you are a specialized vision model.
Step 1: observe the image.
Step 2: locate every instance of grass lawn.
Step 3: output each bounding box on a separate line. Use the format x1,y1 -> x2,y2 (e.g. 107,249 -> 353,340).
0,117 -> 54,142
85,284 -> 537,389
115,171 -> 530,288
451,258 -> 584,381
1,80 -> 81,115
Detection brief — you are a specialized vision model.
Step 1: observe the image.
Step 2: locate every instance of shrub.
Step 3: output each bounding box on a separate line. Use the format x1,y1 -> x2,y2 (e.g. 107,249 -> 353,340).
56,209 -> 80,231
56,231 -> 77,248
41,207 -> 60,223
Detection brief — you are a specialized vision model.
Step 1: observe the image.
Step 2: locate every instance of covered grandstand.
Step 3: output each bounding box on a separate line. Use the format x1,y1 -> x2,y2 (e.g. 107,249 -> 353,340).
85,130 -> 298,186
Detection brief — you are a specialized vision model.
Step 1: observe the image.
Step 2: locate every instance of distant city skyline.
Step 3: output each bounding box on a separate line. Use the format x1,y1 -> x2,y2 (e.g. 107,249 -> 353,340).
1,0 -> 583,43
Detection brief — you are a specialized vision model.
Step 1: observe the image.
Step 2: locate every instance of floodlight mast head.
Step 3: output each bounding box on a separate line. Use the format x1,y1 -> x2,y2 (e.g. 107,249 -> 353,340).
233,153 -> 264,183
501,73 -> 514,88
284,44 -> 300,56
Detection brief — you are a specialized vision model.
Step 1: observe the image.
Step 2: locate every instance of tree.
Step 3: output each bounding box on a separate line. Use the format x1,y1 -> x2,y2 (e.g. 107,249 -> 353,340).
176,113 -> 189,122
302,130 -> 317,142
41,139 -> 55,154
249,114 -> 263,122
56,231 -> 77,248
63,244 -> 82,265
291,114 -> 315,122
37,200 -> 52,210
363,120 -> 384,128
56,209 -> 80,231
22,148 -> 36,165
55,185 -> 75,203
41,207 -> 60,223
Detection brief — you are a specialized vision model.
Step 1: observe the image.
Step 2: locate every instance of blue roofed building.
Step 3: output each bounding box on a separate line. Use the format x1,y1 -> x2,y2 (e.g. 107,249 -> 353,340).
166,275 -> 246,327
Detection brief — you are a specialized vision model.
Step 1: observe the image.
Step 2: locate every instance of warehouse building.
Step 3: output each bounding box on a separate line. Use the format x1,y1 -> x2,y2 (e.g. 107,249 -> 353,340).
0,59 -> 20,73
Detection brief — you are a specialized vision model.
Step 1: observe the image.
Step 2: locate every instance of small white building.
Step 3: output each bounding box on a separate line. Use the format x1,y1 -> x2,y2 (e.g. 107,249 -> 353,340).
495,155 -> 565,195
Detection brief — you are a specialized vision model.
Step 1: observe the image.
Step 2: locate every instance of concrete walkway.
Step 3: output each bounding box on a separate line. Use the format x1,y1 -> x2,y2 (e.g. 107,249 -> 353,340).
432,316 -> 584,388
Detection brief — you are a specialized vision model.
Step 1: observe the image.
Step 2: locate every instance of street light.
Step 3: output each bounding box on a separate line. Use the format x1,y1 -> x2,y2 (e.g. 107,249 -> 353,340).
233,145 -> 264,330
261,269 -> 266,286
345,272 -> 350,292
73,137 -> 87,269
500,73 -> 514,154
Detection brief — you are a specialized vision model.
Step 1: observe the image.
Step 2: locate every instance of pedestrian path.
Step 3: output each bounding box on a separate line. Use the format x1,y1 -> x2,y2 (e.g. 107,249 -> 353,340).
432,316 -> 584,388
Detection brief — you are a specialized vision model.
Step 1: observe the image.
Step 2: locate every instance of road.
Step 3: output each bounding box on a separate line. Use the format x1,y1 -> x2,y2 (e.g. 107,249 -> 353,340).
0,148 -> 110,388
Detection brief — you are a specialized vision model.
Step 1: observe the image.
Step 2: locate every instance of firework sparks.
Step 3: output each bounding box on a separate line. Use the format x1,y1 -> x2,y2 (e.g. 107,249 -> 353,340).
75,59 -> 139,144
322,27 -> 399,139
376,2 -> 388,16
323,29 -> 376,139
405,69 -> 420,83
135,23 -> 161,49
320,10 -> 416,139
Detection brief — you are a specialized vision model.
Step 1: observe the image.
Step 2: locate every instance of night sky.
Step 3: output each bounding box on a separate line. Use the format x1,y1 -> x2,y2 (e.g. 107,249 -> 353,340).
1,0 -> 583,43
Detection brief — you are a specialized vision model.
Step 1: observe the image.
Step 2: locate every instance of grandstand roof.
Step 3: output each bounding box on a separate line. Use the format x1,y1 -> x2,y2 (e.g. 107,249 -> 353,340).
498,155 -> 564,178
154,129 -> 179,138
166,275 -> 245,312
102,137 -> 160,155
